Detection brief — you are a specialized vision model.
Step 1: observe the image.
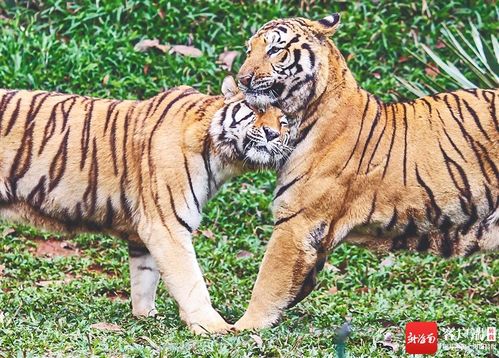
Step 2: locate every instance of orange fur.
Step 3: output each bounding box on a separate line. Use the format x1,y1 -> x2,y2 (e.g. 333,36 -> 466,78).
235,14 -> 499,331
0,80 -> 288,334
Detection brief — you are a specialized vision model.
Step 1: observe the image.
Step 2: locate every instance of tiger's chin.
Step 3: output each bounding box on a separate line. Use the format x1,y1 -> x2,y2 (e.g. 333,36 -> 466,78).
244,92 -> 277,111
244,145 -> 286,169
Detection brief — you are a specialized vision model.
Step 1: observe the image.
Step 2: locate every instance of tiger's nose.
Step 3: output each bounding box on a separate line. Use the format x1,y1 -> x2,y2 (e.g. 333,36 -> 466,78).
263,126 -> 279,141
238,72 -> 254,88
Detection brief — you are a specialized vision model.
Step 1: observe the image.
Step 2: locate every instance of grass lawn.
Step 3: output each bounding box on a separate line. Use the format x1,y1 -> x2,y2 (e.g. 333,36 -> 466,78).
0,1 -> 497,357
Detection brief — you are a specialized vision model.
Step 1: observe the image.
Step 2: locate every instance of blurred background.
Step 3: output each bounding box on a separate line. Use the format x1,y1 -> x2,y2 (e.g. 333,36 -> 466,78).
0,1 -> 497,357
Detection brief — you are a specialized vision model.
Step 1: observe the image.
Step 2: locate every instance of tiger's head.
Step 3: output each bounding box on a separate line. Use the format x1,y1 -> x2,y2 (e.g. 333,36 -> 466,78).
237,14 -> 342,119
210,76 -> 292,168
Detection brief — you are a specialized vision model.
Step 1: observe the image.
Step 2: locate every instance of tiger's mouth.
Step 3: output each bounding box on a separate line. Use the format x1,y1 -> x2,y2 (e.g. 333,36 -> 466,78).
239,78 -> 283,109
243,91 -> 278,111
242,132 -> 292,168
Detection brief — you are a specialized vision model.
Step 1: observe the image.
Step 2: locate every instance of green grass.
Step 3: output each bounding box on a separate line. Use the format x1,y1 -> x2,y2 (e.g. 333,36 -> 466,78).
0,1 -> 498,357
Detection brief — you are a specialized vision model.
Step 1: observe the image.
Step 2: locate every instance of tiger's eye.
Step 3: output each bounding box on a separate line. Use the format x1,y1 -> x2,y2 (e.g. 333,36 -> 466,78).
267,47 -> 280,56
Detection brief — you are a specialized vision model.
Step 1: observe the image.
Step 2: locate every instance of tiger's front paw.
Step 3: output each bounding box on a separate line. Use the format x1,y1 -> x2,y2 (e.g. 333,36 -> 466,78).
182,307 -> 233,335
189,319 -> 233,335
233,311 -> 278,332
132,306 -> 158,317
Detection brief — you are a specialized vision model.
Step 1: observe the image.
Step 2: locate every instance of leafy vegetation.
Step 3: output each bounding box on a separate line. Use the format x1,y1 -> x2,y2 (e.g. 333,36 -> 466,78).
398,19 -> 499,97
0,1 -> 497,357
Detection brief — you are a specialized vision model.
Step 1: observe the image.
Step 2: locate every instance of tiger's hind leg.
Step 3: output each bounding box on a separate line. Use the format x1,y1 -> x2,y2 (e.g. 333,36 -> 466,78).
128,241 -> 160,317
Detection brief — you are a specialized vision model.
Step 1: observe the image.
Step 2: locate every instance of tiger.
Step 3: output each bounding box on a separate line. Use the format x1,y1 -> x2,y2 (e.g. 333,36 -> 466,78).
0,76 -> 291,334
232,13 -> 499,331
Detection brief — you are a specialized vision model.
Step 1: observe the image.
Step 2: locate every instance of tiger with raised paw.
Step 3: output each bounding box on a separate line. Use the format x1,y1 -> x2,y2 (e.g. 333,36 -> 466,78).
0,76 -> 291,334
234,13 -> 498,331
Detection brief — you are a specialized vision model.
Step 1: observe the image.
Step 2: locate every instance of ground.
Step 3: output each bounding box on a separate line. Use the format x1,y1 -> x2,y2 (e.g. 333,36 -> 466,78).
0,1 -> 497,357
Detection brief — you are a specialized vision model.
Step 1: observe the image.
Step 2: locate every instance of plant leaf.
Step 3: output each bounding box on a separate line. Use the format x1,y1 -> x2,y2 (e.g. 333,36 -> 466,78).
470,22 -> 487,65
250,334 -> 263,349
170,45 -> 202,57
395,76 -> 429,98
421,44 -> 476,88
217,50 -> 240,71
134,39 -> 170,53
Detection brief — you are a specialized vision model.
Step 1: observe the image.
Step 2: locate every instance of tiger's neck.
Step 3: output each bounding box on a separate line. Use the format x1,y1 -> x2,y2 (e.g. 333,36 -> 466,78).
292,45 -> 364,147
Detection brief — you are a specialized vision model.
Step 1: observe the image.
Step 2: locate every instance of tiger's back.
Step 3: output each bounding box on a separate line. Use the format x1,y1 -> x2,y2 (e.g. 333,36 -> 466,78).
0,88 -> 222,236
0,90 -> 130,233
344,88 -> 499,256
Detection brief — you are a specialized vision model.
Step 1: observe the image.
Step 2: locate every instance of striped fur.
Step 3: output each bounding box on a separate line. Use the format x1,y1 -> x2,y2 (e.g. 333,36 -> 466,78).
234,14 -> 499,331
0,78 -> 289,334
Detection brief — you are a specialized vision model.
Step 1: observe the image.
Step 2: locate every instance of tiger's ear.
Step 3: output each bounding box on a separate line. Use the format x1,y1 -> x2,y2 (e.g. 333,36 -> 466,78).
221,76 -> 240,100
312,13 -> 341,36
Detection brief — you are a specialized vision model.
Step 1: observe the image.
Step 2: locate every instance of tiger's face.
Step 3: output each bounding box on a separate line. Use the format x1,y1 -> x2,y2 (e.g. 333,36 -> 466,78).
210,77 -> 292,168
237,14 -> 341,118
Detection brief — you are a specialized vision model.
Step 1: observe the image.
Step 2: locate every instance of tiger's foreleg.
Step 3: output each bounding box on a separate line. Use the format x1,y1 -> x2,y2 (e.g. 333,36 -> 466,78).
138,222 -> 231,335
128,241 -> 160,317
234,213 -> 330,331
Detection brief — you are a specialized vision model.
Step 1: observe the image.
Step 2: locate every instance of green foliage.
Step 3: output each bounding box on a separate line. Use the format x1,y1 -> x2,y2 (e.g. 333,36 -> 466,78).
398,16 -> 498,97
0,1 -> 498,357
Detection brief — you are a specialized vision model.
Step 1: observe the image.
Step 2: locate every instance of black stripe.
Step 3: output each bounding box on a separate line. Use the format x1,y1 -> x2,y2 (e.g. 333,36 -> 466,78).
104,100 -> 120,134
481,90 -> 497,131
401,103 -> 408,186
0,91 -> 17,133
391,217 -> 417,251
420,98 -> 433,116
357,97 -> 381,174
167,185 -> 192,233
184,155 -> 200,213
415,165 -> 442,222
302,43 -> 315,69
105,197 -> 114,227
138,266 -> 155,271
4,98 -> 22,136
464,241 -> 480,257
462,98 -> 490,141
436,109 -> 467,162
416,234 -> 431,252
439,142 -> 471,199
484,185 -> 494,212
386,208 -> 398,231
48,128 -> 70,192
341,95 -> 371,172
439,216 -> 453,257
294,116 -> 318,146
128,242 -> 150,257
275,209 -> 304,226
202,134 -> 214,197
474,140 -> 499,180
382,104 -> 397,179
450,93 -> 465,123
365,102 -> 387,174
274,174 -> 305,200
80,99 -> 95,169
365,194 -> 377,223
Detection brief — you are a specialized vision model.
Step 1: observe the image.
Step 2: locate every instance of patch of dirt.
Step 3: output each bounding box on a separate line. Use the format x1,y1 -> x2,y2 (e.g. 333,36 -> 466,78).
106,290 -> 129,302
90,322 -> 123,332
30,238 -> 80,258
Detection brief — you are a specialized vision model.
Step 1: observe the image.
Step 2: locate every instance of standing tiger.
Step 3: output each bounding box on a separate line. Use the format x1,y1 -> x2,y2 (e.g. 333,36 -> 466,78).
233,14 -> 499,331
0,76 -> 291,334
